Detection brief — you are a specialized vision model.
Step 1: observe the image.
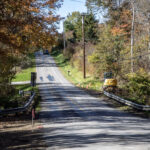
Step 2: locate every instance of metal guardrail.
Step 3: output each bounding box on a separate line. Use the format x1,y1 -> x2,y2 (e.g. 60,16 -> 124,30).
104,91 -> 150,111
0,92 -> 36,115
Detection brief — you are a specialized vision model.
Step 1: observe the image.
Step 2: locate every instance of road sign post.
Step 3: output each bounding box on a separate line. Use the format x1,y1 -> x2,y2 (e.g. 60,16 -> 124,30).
32,107 -> 35,131
31,72 -> 36,87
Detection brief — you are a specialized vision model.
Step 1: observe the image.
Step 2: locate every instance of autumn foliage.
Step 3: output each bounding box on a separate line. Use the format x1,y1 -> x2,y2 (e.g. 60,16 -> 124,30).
0,0 -> 62,85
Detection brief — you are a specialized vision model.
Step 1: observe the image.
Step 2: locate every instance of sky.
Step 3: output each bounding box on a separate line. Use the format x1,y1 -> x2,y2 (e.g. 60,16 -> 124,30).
57,0 -> 87,33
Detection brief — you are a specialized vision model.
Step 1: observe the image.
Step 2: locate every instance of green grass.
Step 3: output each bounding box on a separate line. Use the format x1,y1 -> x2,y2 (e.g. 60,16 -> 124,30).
12,52 -> 41,111
15,84 -> 35,91
12,53 -> 36,82
13,67 -> 35,82
51,51 -> 103,91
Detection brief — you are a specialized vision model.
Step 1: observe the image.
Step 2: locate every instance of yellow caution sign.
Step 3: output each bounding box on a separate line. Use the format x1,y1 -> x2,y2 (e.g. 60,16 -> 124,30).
104,79 -> 117,87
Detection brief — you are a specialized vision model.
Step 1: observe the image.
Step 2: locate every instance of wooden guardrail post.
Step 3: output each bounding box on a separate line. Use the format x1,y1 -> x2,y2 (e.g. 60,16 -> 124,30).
32,106 -> 35,131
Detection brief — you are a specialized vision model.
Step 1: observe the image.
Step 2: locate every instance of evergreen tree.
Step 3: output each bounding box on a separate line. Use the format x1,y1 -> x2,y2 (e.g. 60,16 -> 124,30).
64,12 -> 99,43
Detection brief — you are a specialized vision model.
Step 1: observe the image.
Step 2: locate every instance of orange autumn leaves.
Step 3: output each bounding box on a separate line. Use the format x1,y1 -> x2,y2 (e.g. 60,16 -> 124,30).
0,0 -> 62,83
0,0 -> 62,52
111,9 -> 131,36
111,24 -> 129,36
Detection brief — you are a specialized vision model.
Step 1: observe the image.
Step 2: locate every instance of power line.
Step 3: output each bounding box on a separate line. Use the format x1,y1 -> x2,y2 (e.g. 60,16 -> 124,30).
70,0 -> 85,4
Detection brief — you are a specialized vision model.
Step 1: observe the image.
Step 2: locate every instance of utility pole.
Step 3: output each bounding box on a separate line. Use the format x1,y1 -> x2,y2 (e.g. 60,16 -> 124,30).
82,13 -> 86,79
130,0 -> 135,72
148,12 -> 150,59
63,20 -> 66,53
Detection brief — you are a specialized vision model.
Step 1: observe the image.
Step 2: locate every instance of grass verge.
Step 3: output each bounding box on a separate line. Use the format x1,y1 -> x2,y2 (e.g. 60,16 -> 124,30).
12,53 -> 36,82
51,51 -> 103,92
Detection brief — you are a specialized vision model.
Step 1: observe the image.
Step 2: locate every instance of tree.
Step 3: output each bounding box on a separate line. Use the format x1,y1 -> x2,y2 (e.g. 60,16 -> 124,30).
0,0 -> 62,95
86,0 -> 133,77
64,12 -> 81,43
89,25 -> 125,77
86,0 -> 125,11
64,11 -> 98,43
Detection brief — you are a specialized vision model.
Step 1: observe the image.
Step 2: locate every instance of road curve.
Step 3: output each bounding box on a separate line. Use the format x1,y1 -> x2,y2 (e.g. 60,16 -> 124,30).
36,52 -> 150,150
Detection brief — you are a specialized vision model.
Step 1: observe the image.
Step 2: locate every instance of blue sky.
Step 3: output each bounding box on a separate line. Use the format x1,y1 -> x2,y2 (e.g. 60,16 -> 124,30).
57,0 -> 87,33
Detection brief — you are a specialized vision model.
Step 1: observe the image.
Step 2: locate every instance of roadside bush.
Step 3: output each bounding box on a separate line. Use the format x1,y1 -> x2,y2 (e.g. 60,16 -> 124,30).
63,43 -> 75,60
0,85 -> 30,109
0,85 -> 17,109
125,70 -> 150,105
0,84 -> 16,97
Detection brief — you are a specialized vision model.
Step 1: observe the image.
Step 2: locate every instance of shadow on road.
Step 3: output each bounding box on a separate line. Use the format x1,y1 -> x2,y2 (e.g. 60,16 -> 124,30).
39,83 -> 150,149
47,75 -> 55,81
0,116 -> 47,150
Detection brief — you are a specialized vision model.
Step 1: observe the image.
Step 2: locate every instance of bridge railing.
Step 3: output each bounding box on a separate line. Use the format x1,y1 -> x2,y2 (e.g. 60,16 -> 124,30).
104,91 -> 150,111
0,92 -> 36,115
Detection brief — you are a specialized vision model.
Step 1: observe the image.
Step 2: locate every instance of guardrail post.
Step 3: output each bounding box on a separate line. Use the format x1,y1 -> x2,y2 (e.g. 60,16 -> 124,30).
19,90 -> 24,97
31,90 -> 34,96
32,106 -> 35,131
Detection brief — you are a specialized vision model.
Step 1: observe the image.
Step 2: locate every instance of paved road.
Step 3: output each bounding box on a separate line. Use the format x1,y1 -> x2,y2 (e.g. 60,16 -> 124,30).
36,52 -> 150,150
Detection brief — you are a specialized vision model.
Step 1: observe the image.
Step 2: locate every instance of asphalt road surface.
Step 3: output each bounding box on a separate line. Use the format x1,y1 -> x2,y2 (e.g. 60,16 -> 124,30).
36,51 -> 150,150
